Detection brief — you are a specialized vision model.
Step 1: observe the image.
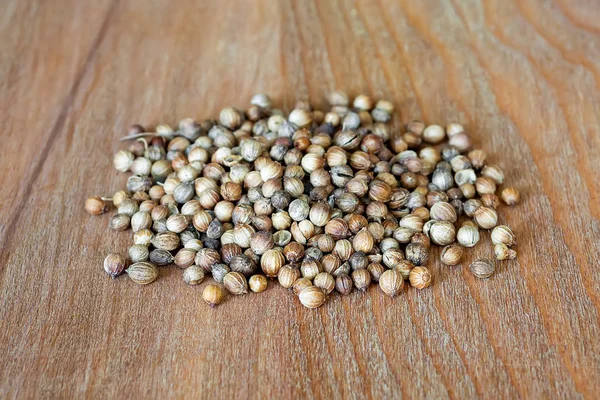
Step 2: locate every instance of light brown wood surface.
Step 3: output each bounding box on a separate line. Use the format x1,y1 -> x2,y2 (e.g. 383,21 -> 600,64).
1,0 -> 599,398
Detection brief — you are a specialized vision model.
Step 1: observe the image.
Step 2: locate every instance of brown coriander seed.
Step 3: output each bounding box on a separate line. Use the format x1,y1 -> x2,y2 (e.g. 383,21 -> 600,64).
250,231 -> 274,255
85,196 -> 107,215
379,269 -> 404,297
292,277 -> 313,296
203,284 -> 226,307
229,254 -> 256,276
110,214 -> 130,231
113,150 -> 135,172
219,107 -> 243,130
367,262 -> 386,282
103,253 -> 126,278
111,190 -> 130,207
193,210 -> 213,233
382,248 -> 405,269
195,248 -> 221,272
335,274 -> 353,295
333,239 -> 354,261
353,228 -> 375,253
309,202 -> 331,227
249,275 -> 268,293
223,271 -> 248,295
423,124 -> 446,144
491,225 -> 517,247
411,233 -> 430,249
278,266 -> 301,289
409,267 -> 432,289
352,268 -> 372,292
300,257 -> 323,280
299,286 -> 327,309
283,242 -> 305,263
313,272 -> 335,294
394,260 -> 414,280
469,259 -> 495,279
174,248 -> 197,268
126,262 -> 159,285
480,193 -> 499,209
429,201 -> 457,223
353,94 -> 374,111
149,249 -> 174,266
482,164 -> 505,184
501,187 -> 521,206
289,108 -> 313,129
260,249 -> 285,277
494,243 -> 517,261
473,206 -> 498,230
440,244 -> 463,266
151,232 -> 180,251
183,266 -> 205,285
322,254 -> 343,276
463,199 -> 482,217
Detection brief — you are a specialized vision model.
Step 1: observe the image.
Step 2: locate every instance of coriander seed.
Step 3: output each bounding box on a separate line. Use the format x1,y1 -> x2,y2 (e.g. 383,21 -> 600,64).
473,206 -> 498,230
470,259 -> 495,278
409,267 -> 432,289
223,271 -> 248,295
183,266 -> 205,285
299,286 -> 327,309
405,243 -> 429,266
85,196 -> 107,215
110,214 -> 130,231
292,277 -> 313,296
494,243 -> 517,261
491,225 -> 517,247
103,253 -> 126,278
278,266 -> 301,289
379,269 -> 404,297
335,274 -> 353,295
501,187 -> 520,206
440,244 -> 463,266
456,225 -> 480,248
203,284 -> 226,307
249,274 -> 268,293
352,268 -> 371,292
313,272 -> 335,294
126,262 -> 159,285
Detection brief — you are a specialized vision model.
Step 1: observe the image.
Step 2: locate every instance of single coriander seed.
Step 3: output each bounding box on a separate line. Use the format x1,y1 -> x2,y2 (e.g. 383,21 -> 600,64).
103,253 -> 126,278
249,275 -> 268,293
203,284 -> 226,307
501,187 -> 521,206
126,262 -> 159,285
494,243 -> 517,261
379,269 -> 404,297
469,259 -> 495,279
223,271 -> 248,295
183,266 -> 205,285
85,196 -> 107,215
298,286 -> 327,308
409,267 -> 432,289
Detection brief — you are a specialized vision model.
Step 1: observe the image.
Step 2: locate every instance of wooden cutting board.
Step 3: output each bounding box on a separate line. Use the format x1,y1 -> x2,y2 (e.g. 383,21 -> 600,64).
1,0 -> 599,398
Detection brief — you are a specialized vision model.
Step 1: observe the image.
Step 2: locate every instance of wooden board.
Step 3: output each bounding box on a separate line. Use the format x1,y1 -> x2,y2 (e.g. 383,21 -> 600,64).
1,0 -> 599,398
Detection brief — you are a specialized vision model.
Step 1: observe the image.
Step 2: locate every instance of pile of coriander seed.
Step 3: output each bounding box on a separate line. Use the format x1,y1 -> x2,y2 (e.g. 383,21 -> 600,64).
85,92 -> 520,308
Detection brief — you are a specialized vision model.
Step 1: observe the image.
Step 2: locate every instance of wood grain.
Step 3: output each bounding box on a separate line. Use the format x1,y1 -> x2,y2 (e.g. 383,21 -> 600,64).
1,0 -> 599,398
